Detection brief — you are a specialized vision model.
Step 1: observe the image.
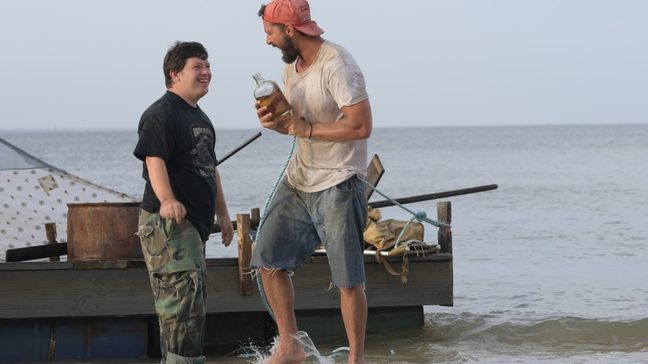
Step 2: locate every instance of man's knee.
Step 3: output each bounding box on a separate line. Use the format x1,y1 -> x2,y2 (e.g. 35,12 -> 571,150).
339,284 -> 366,297
153,269 -> 205,321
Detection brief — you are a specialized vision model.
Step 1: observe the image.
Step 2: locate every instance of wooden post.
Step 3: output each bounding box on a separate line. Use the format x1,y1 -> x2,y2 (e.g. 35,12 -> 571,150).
250,208 -> 260,229
437,202 -> 452,254
237,214 -> 253,295
45,222 -> 61,360
45,223 -> 60,262
364,154 -> 385,201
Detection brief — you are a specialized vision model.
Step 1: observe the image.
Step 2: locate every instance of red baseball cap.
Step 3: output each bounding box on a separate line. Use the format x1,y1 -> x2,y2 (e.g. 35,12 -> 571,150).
263,0 -> 325,36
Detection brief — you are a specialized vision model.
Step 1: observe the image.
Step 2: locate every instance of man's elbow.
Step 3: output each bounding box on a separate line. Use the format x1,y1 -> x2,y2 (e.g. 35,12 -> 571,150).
356,126 -> 371,139
355,121 -> 372,139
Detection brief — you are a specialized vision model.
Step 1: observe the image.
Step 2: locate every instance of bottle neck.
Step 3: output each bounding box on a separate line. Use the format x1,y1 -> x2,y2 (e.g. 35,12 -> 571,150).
252,73 -> 264,86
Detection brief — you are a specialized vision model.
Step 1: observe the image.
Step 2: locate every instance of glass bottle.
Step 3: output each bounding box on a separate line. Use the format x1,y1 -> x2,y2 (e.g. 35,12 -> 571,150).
252,73 -> 292,119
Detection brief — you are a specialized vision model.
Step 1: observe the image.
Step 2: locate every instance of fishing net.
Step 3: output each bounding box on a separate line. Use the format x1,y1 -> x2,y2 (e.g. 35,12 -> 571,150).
0,137 -> 137,261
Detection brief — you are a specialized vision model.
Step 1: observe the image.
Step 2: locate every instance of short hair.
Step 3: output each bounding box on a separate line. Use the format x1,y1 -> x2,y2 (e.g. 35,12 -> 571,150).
163,41 -> 208,88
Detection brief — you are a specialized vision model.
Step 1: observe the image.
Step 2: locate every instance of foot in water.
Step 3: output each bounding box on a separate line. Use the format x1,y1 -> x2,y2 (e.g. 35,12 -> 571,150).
266,335 -> 306,364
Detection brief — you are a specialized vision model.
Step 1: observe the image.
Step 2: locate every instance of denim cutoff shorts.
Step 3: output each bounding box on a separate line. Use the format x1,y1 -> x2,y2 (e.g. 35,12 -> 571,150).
250,175 -> 368,288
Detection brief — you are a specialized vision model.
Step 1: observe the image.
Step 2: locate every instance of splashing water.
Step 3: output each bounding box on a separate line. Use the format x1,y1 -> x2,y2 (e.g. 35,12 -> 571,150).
240,331 -> 351,364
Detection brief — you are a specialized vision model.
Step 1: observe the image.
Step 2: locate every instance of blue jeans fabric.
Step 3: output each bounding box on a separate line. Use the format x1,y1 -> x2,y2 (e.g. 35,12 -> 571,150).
251,176 -> 368,288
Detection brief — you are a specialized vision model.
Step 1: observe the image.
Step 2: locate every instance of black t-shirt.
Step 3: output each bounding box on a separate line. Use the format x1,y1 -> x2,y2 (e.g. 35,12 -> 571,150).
133,91 -> 218,241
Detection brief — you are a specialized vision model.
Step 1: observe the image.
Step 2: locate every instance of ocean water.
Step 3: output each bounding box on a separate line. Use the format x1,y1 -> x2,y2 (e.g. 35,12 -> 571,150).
2,124 -> 647,363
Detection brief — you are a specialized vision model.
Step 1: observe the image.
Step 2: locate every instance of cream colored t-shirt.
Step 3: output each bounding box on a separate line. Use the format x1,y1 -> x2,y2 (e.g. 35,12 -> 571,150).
283,41 -> 369,192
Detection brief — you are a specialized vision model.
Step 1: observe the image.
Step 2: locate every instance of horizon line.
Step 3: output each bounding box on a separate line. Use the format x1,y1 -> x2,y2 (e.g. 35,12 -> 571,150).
2,121 -> 647,133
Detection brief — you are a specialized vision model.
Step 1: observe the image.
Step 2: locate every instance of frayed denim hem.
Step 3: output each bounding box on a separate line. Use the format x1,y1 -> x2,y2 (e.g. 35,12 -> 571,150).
250,266 -> 295,279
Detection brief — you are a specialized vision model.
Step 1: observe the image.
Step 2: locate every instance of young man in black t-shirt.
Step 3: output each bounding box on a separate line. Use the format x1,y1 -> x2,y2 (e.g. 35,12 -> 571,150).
133,41 -> 233,363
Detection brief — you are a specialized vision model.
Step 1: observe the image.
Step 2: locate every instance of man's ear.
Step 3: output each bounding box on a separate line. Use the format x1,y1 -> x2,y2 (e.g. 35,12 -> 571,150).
170,71 -> 179,83
285,24 -> 295,38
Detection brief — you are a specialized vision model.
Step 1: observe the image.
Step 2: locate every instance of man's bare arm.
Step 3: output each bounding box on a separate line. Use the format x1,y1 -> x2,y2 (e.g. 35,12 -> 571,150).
145,156 -> 186,223
214,168 -> 233,246
256,99 -> 372,141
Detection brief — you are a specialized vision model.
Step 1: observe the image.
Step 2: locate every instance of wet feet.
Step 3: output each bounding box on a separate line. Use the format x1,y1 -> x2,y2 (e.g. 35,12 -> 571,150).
267,342 -> 306,364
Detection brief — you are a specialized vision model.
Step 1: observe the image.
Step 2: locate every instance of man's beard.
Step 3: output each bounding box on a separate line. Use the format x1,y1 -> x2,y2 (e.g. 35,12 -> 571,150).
279,36 -> 300,64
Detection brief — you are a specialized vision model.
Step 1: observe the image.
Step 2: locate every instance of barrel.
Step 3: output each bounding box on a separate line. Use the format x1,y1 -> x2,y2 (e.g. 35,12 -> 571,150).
67,202 -> 143,261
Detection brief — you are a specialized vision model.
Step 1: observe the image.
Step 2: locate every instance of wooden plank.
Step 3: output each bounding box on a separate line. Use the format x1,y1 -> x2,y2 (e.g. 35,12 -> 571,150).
250,208 -> 260,229
437,201 -> 452,253
0,261 -> 74,271
0,256 -> 452,319
0,268 -> 154,319
364,154 -> 385,201
236,214 -> 253,296
291,260 -> 453,309
5,243 -> 68,262
45,223 -> 60,262
72,260 -> 129,270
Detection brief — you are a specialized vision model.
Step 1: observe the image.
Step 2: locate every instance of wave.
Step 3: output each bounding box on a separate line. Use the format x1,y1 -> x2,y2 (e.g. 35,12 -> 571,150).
425,313 -> 648,353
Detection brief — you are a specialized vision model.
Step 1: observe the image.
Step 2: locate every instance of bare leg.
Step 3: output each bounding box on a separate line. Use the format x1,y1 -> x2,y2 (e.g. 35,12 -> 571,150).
340,285 -> 367,364
260,269 -> 306,364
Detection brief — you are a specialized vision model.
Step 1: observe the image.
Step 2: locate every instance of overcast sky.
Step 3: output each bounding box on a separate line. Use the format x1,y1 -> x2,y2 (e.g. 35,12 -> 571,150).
0,0 -> 646,130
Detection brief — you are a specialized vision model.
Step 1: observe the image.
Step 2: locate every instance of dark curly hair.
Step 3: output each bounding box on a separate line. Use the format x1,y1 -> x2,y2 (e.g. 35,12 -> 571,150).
163,41 -> 208,88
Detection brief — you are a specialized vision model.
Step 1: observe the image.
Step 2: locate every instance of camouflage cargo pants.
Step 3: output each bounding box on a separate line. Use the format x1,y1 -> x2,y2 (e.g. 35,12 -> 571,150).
137,209 -> 207,364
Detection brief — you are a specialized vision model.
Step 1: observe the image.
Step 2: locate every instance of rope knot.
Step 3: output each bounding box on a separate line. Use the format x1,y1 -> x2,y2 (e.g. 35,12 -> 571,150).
414,211 -> 427,220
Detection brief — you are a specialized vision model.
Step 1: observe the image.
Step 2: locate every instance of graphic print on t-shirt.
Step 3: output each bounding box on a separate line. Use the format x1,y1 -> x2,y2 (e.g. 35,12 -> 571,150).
190,126 -> 216,178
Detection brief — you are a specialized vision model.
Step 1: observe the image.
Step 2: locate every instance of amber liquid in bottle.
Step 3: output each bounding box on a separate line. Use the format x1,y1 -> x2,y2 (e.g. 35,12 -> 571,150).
253,73 -> 292,119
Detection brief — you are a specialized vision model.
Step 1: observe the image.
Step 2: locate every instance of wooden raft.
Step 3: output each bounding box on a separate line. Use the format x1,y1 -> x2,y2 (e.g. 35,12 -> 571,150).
0,203 -> 452,319
0,249 -> 451,319
0,155 -> 454,320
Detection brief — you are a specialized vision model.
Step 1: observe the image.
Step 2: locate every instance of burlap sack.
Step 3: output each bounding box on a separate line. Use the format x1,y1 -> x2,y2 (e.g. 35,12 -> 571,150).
363,207 -> 424,251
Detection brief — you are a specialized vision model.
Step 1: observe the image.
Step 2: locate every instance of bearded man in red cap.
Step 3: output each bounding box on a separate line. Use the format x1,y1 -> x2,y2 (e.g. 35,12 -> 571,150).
250,0 -> 373,363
